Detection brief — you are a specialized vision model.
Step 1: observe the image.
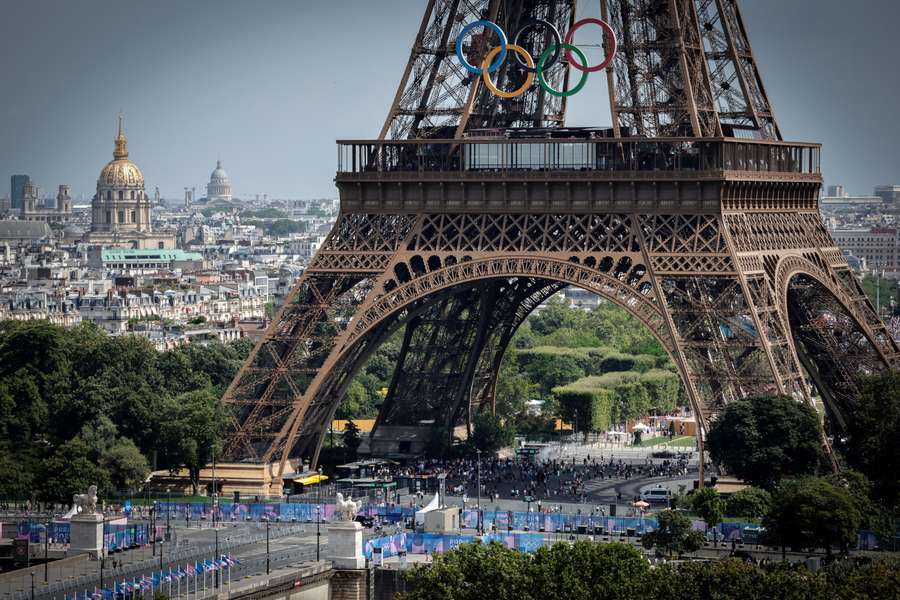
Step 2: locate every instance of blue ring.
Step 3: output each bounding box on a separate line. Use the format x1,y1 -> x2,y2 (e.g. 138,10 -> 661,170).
455,20 -> 508,75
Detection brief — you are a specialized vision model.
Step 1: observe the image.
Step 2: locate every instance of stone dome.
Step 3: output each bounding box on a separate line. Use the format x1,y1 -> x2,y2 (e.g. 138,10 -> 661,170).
210,160 -> 229,183
206,159 -> 233,203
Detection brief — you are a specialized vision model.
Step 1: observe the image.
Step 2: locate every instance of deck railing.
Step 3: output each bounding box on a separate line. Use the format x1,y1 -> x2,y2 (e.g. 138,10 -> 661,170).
337,137 -> 820,177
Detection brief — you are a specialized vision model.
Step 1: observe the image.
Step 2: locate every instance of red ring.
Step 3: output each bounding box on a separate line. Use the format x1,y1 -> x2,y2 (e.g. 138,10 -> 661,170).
563,18 -> 617,73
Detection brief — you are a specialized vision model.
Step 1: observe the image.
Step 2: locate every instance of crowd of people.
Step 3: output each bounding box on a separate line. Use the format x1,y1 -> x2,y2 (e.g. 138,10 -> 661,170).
364,451 -> 694,506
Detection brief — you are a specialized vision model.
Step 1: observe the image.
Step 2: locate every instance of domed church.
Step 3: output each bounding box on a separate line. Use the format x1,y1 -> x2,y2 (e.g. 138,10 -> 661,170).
85,116 -> 175,249
206,160 -> 232,204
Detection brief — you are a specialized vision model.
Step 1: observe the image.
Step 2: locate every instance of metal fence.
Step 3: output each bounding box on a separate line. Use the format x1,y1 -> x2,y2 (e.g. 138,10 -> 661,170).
2,524 -> 309,600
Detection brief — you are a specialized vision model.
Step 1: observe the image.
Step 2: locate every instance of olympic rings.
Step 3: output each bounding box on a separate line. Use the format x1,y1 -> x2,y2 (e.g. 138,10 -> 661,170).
512,19 -> 562,73
564,18 -> 617,73
537,44 -> 588,98
482,45 -> 535,98
455,17 -> 617,97
456,20 -> 508,75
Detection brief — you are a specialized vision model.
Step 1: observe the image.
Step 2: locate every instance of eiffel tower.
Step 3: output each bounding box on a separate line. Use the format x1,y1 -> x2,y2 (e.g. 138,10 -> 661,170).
221,0 -> 899,478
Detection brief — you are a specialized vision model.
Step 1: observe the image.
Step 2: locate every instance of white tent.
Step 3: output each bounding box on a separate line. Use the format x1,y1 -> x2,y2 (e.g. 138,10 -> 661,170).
414,492 -> 441,527
632,422 -> 651,432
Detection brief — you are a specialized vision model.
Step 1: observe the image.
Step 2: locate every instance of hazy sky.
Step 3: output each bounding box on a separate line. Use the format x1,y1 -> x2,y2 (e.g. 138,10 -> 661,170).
1,0 -> 898,200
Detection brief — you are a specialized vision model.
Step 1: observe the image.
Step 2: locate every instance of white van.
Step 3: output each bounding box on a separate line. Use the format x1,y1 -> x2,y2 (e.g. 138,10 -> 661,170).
640,487 -> 672,504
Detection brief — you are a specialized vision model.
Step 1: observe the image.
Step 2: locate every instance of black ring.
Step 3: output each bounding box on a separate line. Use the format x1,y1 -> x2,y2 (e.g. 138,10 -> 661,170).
513,19 -> 562,74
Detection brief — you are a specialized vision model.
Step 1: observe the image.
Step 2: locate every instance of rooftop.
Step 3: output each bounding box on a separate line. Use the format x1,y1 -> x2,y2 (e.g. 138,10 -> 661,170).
102,248 -> 204,262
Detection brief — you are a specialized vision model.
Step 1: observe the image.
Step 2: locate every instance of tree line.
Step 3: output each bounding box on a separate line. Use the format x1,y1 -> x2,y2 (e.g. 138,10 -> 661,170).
399,541 -> 900,600
0,321 -> 252,502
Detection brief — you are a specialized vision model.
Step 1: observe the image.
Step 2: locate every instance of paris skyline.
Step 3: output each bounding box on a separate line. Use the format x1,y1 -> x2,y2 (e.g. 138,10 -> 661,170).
2,0 -> 898,199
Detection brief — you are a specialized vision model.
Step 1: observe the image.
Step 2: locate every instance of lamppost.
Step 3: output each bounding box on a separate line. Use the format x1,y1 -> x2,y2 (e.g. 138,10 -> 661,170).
211,448 -> 218,529
214,527 -> 219,588
151,502 -> 157,556
316,466 -> 323,561
265,517 -> 270,575
166,487 -> 171,540
476,449 -> 482,535
43,522 -> 49,583
30,571 -> 34,600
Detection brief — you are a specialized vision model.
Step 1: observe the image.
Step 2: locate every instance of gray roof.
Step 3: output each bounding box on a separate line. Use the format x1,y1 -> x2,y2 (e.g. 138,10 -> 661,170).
0,220 -> 52,240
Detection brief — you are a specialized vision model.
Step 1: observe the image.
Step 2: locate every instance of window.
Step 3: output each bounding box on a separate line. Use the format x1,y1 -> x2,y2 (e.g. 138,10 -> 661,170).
130,191 -> 135,200
118,210 -> 125,223
106,211 -> 111,223
106,191 -> 112,201
118,191 -> 124,200
158,242 -> 165,249
131,210 -> 136,223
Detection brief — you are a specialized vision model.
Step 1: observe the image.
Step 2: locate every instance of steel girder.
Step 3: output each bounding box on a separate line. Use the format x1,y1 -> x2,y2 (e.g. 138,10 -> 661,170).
375,277 -> 563,433
380,0 -> 576,140
603,0 -> 779,139
221,206 -> 899,474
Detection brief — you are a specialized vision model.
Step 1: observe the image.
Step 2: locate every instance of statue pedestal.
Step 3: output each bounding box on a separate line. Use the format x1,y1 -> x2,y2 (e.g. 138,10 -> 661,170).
70,513 -> 105,558
328,521 -> 365,569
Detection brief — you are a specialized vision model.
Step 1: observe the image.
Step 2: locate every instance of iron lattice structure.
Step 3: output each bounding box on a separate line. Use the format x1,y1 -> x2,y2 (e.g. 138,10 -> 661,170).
221,0 -> 899,473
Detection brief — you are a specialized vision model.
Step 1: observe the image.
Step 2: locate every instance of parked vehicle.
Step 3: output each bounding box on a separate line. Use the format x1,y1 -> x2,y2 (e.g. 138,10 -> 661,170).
640,487 -> 672,504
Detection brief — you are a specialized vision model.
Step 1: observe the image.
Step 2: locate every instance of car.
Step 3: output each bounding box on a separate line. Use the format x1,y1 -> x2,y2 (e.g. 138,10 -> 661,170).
640,487 -> 672,504
355,515 -> 375,528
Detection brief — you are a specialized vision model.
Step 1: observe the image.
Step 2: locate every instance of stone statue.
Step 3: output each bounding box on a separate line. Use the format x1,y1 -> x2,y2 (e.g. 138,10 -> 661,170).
335,493 -> 361,522
72,485 -> 99,515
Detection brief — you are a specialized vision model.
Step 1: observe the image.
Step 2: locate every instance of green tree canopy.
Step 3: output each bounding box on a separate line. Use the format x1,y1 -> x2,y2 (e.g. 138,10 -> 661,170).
724,486 -> 772,520
691,487 -> 725,537
640,509 -> 704,558
763,476 -> 863,558
707,395 -> 825,488
471,413 -> 515,454
840,371 -> 900,508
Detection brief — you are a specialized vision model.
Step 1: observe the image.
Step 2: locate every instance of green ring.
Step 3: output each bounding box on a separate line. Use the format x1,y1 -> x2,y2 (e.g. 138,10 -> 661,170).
536,43 -> 589,97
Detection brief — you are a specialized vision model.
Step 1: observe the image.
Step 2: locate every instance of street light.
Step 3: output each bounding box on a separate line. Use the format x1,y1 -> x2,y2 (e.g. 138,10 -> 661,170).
151,502 -> 157,556
43,522 -> 49,583
476,449 -> 482,535
166,486 -> 172,541
265,517 -> 270,575
30,571 -> 34,600
214,527 -> 219,588
316,466 -> 323,561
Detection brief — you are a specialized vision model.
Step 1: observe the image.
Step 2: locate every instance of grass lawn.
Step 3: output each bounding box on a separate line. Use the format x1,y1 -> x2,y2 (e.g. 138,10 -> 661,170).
639,435 -> 697,448
639,436 -> 669,447
667,436 -> 697,447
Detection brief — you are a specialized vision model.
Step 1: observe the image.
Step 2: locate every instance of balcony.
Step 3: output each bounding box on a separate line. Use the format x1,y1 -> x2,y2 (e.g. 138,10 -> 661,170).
337,137 -> 820,180
335,136 -> 821,214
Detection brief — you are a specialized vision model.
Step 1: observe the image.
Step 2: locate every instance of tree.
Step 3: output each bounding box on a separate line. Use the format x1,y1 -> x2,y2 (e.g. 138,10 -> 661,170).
101,438 -> 150,492
471,413 -> 515,454
707,395 -> 824,488
691,487 -> 725,542
400,541 -> 534,600
763,476 -> 863,558
343,419 -> 362,460
724,487 -> 771,520
641,509 -> 704,558
38,438 -> 113,503
494,347 -> 535,420
841,371 -> 900,508
529,542 -> 649,600
160,390 -> 226,495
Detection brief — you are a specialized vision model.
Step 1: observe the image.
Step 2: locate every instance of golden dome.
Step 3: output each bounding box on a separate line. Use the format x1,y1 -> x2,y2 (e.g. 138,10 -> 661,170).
98,115 -> 145,189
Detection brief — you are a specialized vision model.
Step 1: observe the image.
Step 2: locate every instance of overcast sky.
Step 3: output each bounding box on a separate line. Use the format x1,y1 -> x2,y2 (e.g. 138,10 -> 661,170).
1,0 -> 898,200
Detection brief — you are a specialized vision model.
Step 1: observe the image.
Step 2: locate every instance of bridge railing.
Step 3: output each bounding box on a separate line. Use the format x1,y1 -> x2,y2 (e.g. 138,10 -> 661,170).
337,137 -> 821,177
